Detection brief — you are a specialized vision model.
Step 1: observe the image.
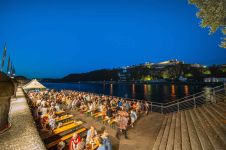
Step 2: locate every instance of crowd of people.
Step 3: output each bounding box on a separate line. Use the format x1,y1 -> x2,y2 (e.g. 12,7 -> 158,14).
27,89 -> 150,150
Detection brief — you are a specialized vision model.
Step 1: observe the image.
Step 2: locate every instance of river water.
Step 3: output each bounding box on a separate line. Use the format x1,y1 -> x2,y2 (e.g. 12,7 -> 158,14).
42,82 -> 217,103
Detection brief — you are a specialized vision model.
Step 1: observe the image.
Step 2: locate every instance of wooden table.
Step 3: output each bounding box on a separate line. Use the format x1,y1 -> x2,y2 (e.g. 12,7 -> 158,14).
91,112 -> 101,117
55,110 -> 65,116
46,127 -> 87,149
94,112 -> 103,118
53,121 -> 83,135
56,115 -> 73,123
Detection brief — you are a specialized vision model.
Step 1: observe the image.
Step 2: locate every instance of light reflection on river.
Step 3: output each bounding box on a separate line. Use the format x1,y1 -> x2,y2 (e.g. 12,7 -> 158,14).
42,82 -> 217,103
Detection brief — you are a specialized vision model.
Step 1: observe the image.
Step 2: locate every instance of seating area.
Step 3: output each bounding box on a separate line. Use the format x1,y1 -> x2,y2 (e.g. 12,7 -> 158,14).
25,86 -> 226,150
27,89 -> 123,150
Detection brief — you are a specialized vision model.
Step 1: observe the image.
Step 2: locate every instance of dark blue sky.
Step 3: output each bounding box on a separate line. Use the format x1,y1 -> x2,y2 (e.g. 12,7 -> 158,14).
0,0 -> 225,78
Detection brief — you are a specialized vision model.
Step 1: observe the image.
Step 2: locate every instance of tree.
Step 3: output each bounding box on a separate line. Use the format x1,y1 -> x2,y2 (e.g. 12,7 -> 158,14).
189,0 -> 226,48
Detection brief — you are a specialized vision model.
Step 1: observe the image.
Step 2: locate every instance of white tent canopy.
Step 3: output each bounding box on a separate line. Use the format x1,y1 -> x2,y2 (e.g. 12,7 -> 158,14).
23,79 -> 46,90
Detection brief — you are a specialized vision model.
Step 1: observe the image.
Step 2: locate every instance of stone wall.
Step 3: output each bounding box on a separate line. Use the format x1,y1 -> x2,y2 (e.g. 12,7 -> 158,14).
0,72 -> 15,131
0,87 -> 46,150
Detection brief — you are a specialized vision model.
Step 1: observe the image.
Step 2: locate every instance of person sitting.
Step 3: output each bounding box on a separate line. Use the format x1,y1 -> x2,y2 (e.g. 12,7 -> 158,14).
69,133 -> 81,150
57,141 -> 65,150
101,130 -> 112,150
76,138 -> 86,150
102,105 -> 107,119
106,107 -> 113,118
130,109 -> 137,128
48,114 -> 56,130
55,103 -> 61,112
86,126 -> 97,145
125,101 -> 130,112
96,137 -> 105,150
136,101 -> 141,115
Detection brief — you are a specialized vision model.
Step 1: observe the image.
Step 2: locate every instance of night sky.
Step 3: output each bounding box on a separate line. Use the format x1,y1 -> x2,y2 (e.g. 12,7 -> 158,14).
0,0 -> 225,78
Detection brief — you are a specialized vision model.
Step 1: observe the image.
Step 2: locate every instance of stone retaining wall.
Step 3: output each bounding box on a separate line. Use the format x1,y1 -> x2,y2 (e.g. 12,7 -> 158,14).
0,88 -> 46,150
0,72 -> 15,131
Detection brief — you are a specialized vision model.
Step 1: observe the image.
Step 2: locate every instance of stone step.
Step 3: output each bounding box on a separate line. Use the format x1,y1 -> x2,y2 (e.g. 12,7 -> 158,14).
216,93 -> 226,99
166,113 -> 176,150
194,108 -> 225,149
173,112 -> 181,150
203,105 -> 226,131
212,103 -> 226,115
159,114 -> 173,150
180,111 -> 191,150
184,110 -> 202,150
152,115 -> 168,150
215,96 -> 225,102
199,107 -> 226,143
189,109 -> 214,150
219,101 -> 226,107
209,103 -> 225,119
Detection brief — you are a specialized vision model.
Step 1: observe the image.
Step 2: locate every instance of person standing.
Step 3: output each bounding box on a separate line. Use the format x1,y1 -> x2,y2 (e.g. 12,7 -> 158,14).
144,101 -> 150,115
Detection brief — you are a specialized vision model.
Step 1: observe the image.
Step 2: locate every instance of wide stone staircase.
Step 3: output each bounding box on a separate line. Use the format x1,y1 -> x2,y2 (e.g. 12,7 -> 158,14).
152,100 -> 226,150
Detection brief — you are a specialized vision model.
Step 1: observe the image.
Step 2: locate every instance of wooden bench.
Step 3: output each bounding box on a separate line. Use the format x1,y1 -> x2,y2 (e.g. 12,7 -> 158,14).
86,143 -> 99,150
93,144 -> 99,150
55,110 -> 65,116
56,115 -> 73,123
94,113 -> 103,119
108,118 -> 116,128
91,112 -> 100,117
53,121 -> 83,135
44,121 -> 83,140
84,110 -> 92,116
46,127 -> 87,149
60,120 -> 74,127
102,117 -> 111,124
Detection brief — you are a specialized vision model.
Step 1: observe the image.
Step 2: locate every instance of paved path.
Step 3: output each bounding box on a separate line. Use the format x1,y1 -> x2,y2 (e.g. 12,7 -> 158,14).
0,88 -> 46,150
69,110 -> 164,150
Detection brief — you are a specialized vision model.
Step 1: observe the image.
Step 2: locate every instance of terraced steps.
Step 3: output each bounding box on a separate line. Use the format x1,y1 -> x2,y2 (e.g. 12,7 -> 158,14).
152,101 -> 226,150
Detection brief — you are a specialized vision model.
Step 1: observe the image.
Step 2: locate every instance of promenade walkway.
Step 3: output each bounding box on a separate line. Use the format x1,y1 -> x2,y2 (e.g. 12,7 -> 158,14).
0,87 -> 46,150
69,109 -> 164,150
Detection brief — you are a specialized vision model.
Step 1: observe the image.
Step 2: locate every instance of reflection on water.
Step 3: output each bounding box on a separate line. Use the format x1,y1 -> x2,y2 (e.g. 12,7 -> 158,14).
144,84 -> 147,99
171,84 -> 176,98
184,85 -> 189,96
143,84 -> 152,100
132,84 -> 136,98
103,83 -> 105,93
43,82 -> 215,103
110,84 -> 113,95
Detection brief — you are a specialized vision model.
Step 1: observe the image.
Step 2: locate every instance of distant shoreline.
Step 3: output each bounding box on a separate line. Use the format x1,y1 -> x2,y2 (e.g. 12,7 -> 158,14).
41,80 -> 223,86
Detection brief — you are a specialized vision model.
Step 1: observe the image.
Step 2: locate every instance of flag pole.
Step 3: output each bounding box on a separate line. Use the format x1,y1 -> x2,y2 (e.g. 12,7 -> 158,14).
1,42 -> 7,72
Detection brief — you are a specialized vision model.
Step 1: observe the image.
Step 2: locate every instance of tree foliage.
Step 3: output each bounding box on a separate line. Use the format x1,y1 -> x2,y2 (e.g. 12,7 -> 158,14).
189,0 -> 226,48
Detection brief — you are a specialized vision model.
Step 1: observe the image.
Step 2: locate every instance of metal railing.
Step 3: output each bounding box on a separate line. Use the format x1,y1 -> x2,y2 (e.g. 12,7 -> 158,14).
146,83 -> 226,114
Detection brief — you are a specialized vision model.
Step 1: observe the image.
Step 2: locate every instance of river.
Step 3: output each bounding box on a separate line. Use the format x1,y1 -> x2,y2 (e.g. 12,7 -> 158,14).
42,82 -> 219,103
